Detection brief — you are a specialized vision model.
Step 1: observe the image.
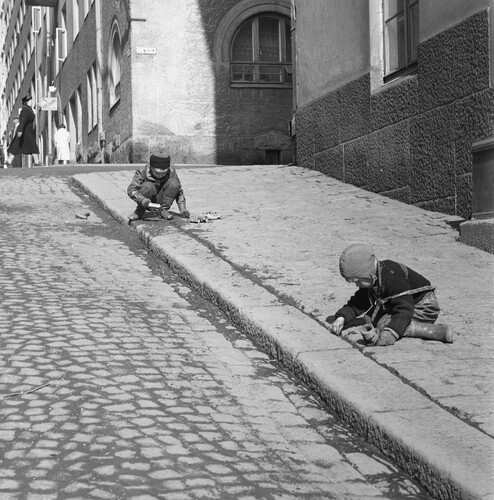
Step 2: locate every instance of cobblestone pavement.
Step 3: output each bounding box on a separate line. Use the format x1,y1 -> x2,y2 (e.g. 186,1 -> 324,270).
99,165 -> 494,438
0,174 -> 429,499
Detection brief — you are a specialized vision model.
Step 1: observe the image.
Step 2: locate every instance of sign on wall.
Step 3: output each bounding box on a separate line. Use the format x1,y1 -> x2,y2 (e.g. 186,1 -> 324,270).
136,47 -> 157,55
39,97 -> 57,111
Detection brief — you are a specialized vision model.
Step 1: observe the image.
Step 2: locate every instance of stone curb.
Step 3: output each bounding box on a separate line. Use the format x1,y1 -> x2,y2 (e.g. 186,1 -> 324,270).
72,172 -> 493,500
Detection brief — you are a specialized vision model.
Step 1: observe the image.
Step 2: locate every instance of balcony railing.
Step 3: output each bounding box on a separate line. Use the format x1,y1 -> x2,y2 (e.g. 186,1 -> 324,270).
231,63 -> 292,85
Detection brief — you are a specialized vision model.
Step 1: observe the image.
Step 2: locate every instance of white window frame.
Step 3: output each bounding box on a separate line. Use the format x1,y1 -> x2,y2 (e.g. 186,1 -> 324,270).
31,6 -> 41,34
56,27 -> 67,68
86,62 -> 97,132
383,0 -> 419,80
86,71 -> 93,133
72,0 -> 80,40
91,63 -> 97,128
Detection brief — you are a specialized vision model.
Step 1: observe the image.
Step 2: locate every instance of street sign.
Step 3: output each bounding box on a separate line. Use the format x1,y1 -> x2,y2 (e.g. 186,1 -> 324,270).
39,97 -> 57,111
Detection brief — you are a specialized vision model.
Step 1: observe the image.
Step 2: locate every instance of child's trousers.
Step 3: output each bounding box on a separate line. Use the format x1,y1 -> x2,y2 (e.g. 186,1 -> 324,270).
376,291 -> 441,337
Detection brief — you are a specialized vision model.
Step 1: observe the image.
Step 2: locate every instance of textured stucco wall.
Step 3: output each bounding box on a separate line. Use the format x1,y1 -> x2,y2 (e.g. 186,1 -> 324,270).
295,10 -> 494,218
126,0 -> 292,165
127,0 -> 217,164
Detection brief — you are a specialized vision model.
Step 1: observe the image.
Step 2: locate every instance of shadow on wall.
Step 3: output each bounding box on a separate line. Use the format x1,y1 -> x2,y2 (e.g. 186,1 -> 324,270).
196,0 -> 293,165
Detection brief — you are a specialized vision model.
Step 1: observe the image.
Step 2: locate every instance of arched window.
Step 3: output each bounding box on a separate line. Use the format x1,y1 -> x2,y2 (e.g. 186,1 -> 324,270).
231,14 -> 292,86
108,22 -> 122,108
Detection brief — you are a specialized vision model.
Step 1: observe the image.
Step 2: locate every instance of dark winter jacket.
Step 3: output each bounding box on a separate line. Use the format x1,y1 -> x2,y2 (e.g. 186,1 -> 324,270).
127,164 -> 186,210
7,104 -> 39,155
334,260 -> 433,338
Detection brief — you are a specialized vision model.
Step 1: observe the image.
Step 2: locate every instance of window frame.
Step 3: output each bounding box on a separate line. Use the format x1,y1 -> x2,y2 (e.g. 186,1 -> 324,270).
72,0 -> 80,41
108,21 -> 122,109
84,62 -> 98,131
55,27 -> 67,71
90,62 -> 97,129
86,69 -> 93,133
230,13 -> 292,88
383,0 -> 418,82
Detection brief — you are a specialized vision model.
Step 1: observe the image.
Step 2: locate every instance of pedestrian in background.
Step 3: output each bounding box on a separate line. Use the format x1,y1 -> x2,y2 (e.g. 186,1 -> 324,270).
127,153 -> 191,222
6,94 -> 40,167
327,244 -> 454,346
54,124 -> 70,164
8,117 -> 19,143
3,117 -> 17,167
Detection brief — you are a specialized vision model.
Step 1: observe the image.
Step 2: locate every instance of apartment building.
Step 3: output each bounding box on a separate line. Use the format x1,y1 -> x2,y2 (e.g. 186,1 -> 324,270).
1,1 -> 36,163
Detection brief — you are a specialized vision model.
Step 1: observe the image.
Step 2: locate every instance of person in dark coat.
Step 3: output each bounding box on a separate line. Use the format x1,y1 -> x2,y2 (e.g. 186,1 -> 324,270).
326,244 -> 454,346
6,95 -> 40,166
127,153 -> 190,222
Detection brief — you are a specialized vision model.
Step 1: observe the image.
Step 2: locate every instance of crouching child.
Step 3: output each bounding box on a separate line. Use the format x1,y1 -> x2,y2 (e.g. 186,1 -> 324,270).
127,154 -> 190,222
327,244 -> 454,346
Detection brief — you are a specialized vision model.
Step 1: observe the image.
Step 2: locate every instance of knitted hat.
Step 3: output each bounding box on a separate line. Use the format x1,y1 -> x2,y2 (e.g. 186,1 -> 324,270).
339,244 -> 376,280
149,154 -> 171,178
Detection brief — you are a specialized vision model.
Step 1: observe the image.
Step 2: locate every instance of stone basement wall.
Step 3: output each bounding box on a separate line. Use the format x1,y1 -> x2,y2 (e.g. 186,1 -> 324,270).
295,10 -> 494,219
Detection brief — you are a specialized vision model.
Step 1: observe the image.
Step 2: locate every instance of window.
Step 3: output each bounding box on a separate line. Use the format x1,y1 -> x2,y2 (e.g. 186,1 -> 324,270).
86,62 -> 97,131
383,0 -> 418,79
108,23 -> 122,108
76,86 -> 82,143
55,4 -> 67,73
231,14 -> 292,86
86,72 -> 93,132
68,86 -> 82,156
56,28 -> 67,62
265,149 -> 281,164
31,6 -> 41,34
72,0 -> 80,40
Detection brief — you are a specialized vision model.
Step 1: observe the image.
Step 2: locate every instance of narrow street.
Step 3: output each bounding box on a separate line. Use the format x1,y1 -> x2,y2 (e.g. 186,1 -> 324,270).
0,170 -> 429,499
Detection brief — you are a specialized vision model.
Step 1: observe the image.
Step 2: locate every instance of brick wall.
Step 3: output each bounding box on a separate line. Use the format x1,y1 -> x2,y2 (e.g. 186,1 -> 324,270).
100,1 -> 133,164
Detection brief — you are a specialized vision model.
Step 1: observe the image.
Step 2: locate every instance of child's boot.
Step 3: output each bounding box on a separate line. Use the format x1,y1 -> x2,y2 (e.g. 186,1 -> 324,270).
407,321 -> 454,343
128,205 -> 146,222
160,196 -> 175,220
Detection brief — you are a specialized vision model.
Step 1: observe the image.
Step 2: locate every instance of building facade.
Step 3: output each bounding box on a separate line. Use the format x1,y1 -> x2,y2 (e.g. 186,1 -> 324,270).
3,1 -> 493,218
1,0 -> 293,166
1,1 -> 35,164
293,0 -> 494,218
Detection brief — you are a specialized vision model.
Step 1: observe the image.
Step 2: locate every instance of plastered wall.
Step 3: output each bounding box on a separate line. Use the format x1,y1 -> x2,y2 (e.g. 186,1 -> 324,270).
294,5 -> 493,218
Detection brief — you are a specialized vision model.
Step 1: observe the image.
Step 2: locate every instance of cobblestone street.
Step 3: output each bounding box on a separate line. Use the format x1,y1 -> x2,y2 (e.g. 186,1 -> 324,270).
0,173 -> 429,499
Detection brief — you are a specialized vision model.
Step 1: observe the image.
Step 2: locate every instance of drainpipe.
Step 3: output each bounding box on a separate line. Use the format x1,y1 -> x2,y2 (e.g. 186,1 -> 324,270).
95,0 -> 105,163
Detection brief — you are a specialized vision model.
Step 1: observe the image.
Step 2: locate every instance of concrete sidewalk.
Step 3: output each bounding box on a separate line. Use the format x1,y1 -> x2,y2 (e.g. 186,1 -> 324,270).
73,164 -> 494,500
